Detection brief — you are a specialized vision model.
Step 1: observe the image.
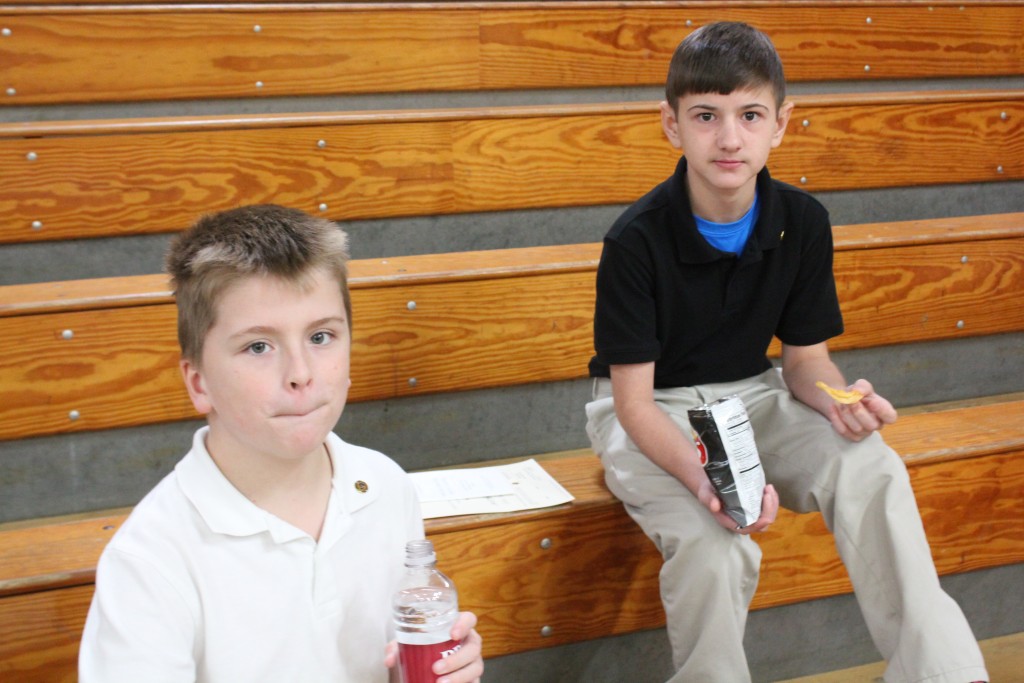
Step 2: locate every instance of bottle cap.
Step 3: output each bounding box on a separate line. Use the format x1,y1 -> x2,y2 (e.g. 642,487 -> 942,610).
404,539 -> 437,567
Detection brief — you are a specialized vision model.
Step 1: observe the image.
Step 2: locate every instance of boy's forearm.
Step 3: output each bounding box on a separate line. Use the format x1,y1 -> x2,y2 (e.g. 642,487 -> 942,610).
615,398 -> 708,496
781,343 -> 846,417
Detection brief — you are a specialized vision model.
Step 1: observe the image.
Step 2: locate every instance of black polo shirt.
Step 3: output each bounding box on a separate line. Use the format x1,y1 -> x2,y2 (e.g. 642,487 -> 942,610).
589,156 -> 844,388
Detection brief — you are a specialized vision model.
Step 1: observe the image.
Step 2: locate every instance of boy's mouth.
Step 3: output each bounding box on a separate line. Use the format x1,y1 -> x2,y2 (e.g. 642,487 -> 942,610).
275,403 -> 325,418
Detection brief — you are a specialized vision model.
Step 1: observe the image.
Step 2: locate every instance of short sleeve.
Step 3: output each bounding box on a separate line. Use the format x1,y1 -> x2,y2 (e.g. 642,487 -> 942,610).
79,548 -> 197,683
593,237 -> 662,366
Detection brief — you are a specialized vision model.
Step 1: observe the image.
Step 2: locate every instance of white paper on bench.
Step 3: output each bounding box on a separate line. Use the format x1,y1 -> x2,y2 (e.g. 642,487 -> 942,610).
412,459 -> 575,519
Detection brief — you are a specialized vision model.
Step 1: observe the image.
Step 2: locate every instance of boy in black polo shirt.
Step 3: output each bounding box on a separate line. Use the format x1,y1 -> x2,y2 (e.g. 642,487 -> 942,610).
585,22 -> 987,683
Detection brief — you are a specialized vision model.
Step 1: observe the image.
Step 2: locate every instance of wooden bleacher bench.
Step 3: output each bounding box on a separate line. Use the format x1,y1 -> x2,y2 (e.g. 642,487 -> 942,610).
1,1 -> 1019,105
3,401 -> 1023,667
1,90 -> 1020,245
2,1 -> 1021,678
2,213 -> 1024,675
2,213 -> 1022,440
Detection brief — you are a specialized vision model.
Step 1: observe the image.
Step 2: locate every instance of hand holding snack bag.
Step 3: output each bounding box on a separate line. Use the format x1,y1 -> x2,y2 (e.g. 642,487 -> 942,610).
688,396 -> 778,531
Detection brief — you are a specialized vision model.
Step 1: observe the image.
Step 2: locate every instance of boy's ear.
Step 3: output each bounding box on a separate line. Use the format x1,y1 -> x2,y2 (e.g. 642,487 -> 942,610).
180,358 -> 213,415
771,101 -> 795,148
659,100 -> 684,150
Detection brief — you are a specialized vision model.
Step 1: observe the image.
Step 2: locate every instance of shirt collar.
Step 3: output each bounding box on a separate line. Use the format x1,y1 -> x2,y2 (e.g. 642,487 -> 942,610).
176,427 -> 381,543
668,156 -> 783,265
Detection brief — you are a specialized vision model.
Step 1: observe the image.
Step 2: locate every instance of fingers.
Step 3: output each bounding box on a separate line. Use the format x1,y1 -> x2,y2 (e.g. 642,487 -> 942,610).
383,639 -> 398,669
697,479 -> 722,512
433,624 -> 484,683
697,481 -> 740,531
830,380 -> 897,436
862,392 -> 898,425
448,611 -> 478,641
701,481 -> 778,534
736,484 -> 778,535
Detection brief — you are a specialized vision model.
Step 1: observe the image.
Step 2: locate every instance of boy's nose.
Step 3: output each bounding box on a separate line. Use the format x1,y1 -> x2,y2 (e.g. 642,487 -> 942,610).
286,349 -> 314,389
717,119 -> 741,150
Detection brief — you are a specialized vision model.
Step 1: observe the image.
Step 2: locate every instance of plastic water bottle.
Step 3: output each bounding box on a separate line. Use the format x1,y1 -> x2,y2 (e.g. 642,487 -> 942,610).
392,539 -> 462,683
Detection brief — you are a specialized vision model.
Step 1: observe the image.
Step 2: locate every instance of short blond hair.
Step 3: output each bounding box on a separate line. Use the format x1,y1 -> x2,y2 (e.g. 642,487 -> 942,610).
165,204 -> 351,363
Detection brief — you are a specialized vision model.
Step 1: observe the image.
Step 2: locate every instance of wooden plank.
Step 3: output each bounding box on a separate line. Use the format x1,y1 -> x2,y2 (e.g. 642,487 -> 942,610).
1,2 -> 1020,105
6,408 -> 1019,662
0,512 -> 126,599
3,214 -> 1021,319
0,585 -> 90,683
830,235 -> 1024,351
434,503 -> 664,656
441,446 -> 1024,656
0,268 -> 597,439
832,212 -> 1024,249
2,230 -> 1023,440
1,92 -> 1020,244
0,243 -> 604,318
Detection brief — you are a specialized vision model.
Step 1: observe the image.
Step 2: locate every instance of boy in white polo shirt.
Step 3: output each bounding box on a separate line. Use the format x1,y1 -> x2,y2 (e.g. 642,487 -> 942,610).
80,204 -> 483,683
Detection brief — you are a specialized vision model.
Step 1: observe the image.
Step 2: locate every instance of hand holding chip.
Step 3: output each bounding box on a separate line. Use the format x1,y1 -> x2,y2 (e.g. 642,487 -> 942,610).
815,380 -> 864,404
818,379 -> 898,441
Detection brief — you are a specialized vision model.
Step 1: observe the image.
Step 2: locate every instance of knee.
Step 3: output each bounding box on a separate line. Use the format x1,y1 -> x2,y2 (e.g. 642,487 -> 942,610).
658,528 -> 761,599
834,434 -> 909,489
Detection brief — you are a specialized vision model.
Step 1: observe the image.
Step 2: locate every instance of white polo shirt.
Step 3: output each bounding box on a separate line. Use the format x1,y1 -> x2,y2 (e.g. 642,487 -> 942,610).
80,427 -> 423,683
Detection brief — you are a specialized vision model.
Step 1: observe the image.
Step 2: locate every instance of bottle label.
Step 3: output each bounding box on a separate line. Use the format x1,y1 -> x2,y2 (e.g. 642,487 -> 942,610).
398,638 -> 462,683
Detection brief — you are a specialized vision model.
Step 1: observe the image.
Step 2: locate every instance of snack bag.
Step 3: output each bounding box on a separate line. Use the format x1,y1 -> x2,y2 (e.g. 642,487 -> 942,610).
687,395 -> 765,528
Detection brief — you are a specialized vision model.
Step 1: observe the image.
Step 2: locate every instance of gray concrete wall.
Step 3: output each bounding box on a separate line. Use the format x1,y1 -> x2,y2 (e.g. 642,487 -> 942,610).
1,44 -> 1021,682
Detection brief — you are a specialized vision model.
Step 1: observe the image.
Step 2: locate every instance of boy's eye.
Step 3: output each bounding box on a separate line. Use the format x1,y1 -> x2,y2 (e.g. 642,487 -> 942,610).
743,111 -> 761,122
697,112 -> 714,122
248,341 -> 269,355
311,331 -> 332,345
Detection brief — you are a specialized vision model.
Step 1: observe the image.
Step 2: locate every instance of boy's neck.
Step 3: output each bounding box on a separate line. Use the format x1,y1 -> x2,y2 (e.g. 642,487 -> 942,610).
685,173 -> 757,224
207,435 -> 334,540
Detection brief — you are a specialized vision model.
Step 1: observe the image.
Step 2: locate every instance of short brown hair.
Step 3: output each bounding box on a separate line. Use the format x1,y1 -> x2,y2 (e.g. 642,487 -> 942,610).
165,204 -> 351,363
666,22 -> 786,112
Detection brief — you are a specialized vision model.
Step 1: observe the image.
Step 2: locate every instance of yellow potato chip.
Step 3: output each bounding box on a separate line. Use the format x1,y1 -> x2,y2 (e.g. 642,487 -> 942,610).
815,380 -> 864,404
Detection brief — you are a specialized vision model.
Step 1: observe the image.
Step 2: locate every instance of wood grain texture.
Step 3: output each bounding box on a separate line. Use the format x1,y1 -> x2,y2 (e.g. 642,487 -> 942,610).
831,235 -> 1024,350
2,228 -> 1023,440
3,212 -> 1021,317
0,512 -> 124,598
3,412 -> 1021,662
433,505 -> 665,656
1,92 -> 1020,244
0,2 -> 1020,104
0,585 -> 91,683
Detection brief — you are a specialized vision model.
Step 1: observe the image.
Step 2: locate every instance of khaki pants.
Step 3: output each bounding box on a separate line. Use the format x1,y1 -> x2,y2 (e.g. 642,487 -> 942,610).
585,369 -> 987,683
